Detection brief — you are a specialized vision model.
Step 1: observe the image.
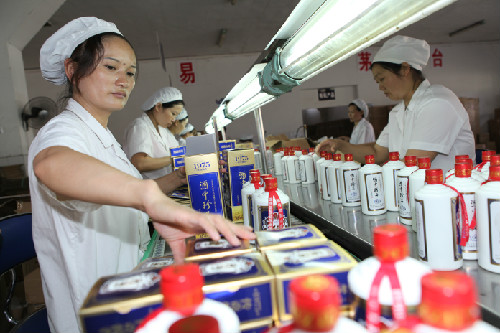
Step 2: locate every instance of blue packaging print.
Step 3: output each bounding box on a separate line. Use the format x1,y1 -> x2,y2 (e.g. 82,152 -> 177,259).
169,146 -> 186,157
257,204 -> 290,231
188,173 -> 223,214
172,156 -> 185,169
219,140 -> 236,151
230,165 -> 253,206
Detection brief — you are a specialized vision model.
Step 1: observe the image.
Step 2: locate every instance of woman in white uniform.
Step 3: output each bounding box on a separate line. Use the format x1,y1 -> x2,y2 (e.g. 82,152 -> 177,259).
317,35 -> 475,171
124,87 -> 183,179
29,17 -> 254,333
179,123 -> 195,146
169,107 -> 189,138
339,99 -> 375,144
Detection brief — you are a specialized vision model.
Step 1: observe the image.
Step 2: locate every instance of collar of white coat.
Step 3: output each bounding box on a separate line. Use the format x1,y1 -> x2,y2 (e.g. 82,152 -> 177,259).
66,98 -> 119,148
405,79 -> 430,112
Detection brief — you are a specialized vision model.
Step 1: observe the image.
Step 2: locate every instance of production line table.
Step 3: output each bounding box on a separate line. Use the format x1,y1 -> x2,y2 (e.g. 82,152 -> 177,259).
278,179 -> 500,329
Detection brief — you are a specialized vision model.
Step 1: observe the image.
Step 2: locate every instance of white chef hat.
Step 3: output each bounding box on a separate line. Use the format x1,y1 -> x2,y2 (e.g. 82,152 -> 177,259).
351,99 -> 369,119
176,108 -> 189,121
40,17 -> 122,85
373,35 -> 430,71
141,87 -> 183,111
180,123 -> 194,136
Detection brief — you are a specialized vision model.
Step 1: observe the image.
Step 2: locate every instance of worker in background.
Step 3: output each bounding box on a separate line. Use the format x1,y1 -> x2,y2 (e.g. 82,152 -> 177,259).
337,99 -> 375,144
316,35 -> 475,171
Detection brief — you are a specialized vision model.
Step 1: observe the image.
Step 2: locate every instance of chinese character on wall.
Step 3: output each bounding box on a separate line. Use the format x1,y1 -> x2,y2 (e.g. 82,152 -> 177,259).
432,49 -> 443,67
358,51 -> 372,71
180,62 -> 195,84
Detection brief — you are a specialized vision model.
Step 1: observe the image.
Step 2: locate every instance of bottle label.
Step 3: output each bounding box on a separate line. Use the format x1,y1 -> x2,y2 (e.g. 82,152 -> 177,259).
324,168 -> 330,197
299,160 -> 306,182
343,169 -> 360,202
364,172 -> 385,211
335,168 -> 342,201
247,194 -> 254,229
415,199 -> 427,261
489,199 -> 500,265
452,197 -> 462,261
392,168 -> 401,207
461,193 -> 477,253
397,176 -> 411,219
257,203 -> 290,231
282,160 -> 288,181
295,159 -> 302,181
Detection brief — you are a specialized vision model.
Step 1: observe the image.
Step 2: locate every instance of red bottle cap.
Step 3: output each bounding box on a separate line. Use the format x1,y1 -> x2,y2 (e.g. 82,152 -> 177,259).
389,151 -> 400,161
333,154 -> 342,161
250,171 -> 261,186
489,166 -> 500,181
320,151 -> 327,158
455,155 -> 469,162
419,271 -> 479,330
169,315 -> 220,333
261,174 -> 272,181
160,264 -> 204,316
455,163 -> 471,178
345,154 -> 353,161
365,155 -> 375,164
482,150 -> 495,162
290,275 -> 340,332
254,148 -> 259,152
425,169 -> 443,184
309,148 -> 315,153
404,156 -> 417,167
264,177 -> 278,192
373,224 -> 409,262
490,155 -> 500,166
417,157 -> 431,169
325,153 -> 332,160
302,149 -> 308,155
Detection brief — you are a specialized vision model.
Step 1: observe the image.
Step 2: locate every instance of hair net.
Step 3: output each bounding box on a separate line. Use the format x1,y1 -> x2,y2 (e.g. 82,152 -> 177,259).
176,108 -> 189,121
351,99 -> 369,119
180,123 -> 194,136
373,35 -> 430,71
40,17 -> 122,85
141,87 -> 183,111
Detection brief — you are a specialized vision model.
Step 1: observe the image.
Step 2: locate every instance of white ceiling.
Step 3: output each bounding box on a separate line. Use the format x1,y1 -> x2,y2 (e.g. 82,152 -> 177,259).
22,0 -> 500,70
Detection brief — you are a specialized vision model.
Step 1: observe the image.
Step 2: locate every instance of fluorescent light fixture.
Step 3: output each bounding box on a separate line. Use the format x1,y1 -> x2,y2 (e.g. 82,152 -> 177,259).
278,0 -> 458,81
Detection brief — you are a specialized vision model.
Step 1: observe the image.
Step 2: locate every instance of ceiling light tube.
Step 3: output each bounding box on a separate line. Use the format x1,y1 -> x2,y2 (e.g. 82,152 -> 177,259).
279,0 -> 458,81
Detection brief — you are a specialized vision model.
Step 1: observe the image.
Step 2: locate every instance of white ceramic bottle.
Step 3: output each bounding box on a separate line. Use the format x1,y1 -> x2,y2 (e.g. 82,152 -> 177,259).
311,149 -> 321,181
382,151 -> 405,212
242,169 -> 261,229
414,169 -> 462,271
414,271 -> 500,333
475,150 -> 495,180
254,177 -> 290,231
286,148 -> 301,184
282,149 -> 291,182
135,263 -> 240,333
479,154 -> 500,181
409,157 -> 431,232
340,154 -> 361,207
348,225 -> 431,331
268,275 -> 368,333
273,148 -> 284,176
320,153 -> 334,200
316,151 -> 327,185
396,156 -> 418,225
446,162 -> 481,260
327,154 -> 344,204
359,155 -> 386,215
476,165 -> 500,273
299,149 -> 315,185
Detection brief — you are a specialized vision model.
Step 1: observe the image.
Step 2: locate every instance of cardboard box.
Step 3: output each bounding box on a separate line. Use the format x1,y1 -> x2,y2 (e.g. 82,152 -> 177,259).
255,224 -> 328,252
236,142 -> 254,149
222,149 -> 255,222
218,140 -> 236,151
185,153 -> 224,215
265,241 -> 357,324
170,146 -> 186,171
185,237 -> 254,262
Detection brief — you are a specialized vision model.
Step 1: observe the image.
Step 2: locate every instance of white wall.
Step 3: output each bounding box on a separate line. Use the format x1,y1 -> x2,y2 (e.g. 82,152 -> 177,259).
25,40 -> 500,146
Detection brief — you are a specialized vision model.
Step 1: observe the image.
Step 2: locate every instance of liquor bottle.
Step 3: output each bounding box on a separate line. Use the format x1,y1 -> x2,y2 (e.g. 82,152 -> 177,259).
286,148 -> 301,184
282,149 -> 291,182
476,165 -> 500,273
316,151 -> 327,184
479,154 -> 500,181
254,177 -> 290,231
475,150 -> 495,180
327,153 -> 344,204
320,153 -> 334,200
359,155 -> 386,215
414,271 -> 500,333
273,148 -> 284,176
444,154 -> 470,181
348,225 -> 431,331
414,169 -> 462,270
242,169 -> 261,229
135,263 -> 239,333
445,163 -> 481,260
339,154 -> 361,207
299,149 -> 315,185
397,156 -> 418,225
382,152 -> 405,212
409,157 -> 431,232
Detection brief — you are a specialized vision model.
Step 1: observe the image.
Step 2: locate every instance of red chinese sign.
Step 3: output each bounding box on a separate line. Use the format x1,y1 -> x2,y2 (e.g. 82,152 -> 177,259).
358,51 -> 372,71
180,62 -> 195,84
432,49 -> 443,67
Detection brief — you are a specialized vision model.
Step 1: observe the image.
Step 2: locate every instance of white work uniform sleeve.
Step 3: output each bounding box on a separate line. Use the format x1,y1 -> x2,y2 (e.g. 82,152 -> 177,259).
408,98 -> 465,155
124,121 -> 154,159
376,123 -> 390,148
31,118 -> 100,212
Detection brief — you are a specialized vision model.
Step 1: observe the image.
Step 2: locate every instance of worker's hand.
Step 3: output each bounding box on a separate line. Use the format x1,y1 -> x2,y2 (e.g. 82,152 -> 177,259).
315,139 -> 344,154
173,167 -> 187,185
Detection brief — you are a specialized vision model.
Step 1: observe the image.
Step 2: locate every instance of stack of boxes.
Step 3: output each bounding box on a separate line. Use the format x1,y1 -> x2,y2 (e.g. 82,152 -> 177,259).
79,224 -> 357,333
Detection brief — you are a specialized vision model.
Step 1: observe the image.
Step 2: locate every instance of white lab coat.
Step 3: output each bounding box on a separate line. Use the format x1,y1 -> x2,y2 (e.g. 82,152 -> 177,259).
28,99 -> 150,333
376,80 -> 475,171
123,113 -> 179,179
350,118 -> 375,144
